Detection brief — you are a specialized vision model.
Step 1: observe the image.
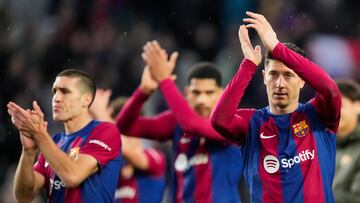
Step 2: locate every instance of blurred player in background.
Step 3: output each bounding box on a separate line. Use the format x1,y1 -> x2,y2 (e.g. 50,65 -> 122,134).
90,89 -> 166,203
333,79 -> 360,203
116,41 -> 243,203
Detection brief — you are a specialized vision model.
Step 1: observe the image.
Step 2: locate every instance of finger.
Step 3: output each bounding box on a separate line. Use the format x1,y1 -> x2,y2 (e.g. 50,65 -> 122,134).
246,11 -> 263,20
245,24 -> 259,31
243,18 -> 258,25
8,102 -> 27,115
238,25 -> 252,46
43,121 -> 48,129
33,101 -> 44,118
170,75 -> 177,81
169,51 -> 179,67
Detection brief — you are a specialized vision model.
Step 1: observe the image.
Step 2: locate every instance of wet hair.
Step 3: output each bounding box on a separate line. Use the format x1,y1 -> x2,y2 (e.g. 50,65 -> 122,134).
187,62 -> 222,86
264,43 -> 307,67
336,79 -> 360,102
56,69 -> 96,107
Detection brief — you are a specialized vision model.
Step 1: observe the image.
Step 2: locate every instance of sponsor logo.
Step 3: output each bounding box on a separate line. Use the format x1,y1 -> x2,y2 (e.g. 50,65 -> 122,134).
260,132 -> 277,139
263,155 -> 279,174
263,149 -> 315,173
69,147 -> 80,160
292,120 -> 309,137
174,153 -> 209,172
89,139 -> 112,151
49,178 -> 65,195
114,186 -> 136,199
44,161 -> 49,168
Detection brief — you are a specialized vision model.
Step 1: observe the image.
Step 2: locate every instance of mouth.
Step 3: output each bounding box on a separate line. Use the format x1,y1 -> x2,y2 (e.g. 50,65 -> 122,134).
273,92 -> 288,99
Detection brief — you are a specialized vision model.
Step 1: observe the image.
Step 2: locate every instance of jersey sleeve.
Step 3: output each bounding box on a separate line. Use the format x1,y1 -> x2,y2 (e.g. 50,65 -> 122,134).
33,153 -> 46,176
115,87 -> 177,141
159,79 -> 227,141
271,42 -> 341,132
211,59 -> 257,144
79,122 -> 121,167
143,149 -> 166,177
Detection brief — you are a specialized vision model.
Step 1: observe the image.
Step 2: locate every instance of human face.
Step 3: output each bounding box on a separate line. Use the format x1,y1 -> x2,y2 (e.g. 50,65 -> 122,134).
52,76 -> 89,122
263,60 -> 305,114
338,96 -> 359,138
186,78 -> 222,118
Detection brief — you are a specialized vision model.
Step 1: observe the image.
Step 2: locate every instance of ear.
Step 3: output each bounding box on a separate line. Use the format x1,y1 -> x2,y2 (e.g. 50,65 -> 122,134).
299,79 -> 305,89
262,69 -> 267,85
184,86 -> 189,96
82,93 -> 93,108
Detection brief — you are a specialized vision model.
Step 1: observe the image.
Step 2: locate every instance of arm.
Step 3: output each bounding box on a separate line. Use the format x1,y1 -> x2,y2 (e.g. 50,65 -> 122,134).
142,41 -> 226,141
8,101 -> 100,188
115,88 -> 177,140
14,149 -> 45,203
211,25 -> 260,143
244,11 -> 341,132
272,43 -> 341,132
122,136 -> 165,175
160,79 -> 226,141
35,130 -> 99,188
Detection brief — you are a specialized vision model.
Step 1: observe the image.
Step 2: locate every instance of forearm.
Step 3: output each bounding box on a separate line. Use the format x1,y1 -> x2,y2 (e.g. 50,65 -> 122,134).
159,79 -> 225,141
115,87 -> 149,134
272,43 -> 341,102
35,132 -> 84,188
14,150 -> 38,202
211,59 -> 255,142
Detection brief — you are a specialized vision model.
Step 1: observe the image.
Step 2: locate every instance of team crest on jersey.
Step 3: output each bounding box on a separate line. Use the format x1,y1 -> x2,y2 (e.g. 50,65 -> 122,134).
69,147 -> 80,160
292,120 -> 309,137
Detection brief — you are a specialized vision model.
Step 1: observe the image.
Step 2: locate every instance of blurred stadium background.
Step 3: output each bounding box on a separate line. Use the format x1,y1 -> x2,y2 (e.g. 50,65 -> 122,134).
0,0 -> 359,202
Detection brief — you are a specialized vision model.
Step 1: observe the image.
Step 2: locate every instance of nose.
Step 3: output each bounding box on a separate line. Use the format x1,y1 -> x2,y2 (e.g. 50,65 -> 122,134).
196,94 -> 207,105
275,75 -> 285,89
53,92 -> 62,103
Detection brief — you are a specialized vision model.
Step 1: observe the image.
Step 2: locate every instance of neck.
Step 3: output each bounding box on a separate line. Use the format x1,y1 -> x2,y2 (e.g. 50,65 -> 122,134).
269,103 -> 299,115
63,112 -> 92,134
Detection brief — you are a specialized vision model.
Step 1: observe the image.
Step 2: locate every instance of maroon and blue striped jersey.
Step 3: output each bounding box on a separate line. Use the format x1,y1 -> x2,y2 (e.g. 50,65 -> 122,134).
211,43 -> 341,203
34,120 -> 122,203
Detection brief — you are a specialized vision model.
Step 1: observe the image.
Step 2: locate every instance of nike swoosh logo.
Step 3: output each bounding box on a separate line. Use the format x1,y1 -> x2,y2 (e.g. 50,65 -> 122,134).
260,132 -> 276,139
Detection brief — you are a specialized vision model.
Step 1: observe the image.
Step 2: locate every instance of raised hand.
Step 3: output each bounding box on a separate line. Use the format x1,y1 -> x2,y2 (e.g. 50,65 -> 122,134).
142,40 -> 178,82
243,11 -> 279,51
140,65 -> 159,95
238,25 -> 262,65
7,101 -> 47,138
89,89 -> 113,121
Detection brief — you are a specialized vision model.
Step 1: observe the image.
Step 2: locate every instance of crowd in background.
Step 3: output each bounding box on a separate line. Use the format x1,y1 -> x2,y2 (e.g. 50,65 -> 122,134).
0,0 -> 359,202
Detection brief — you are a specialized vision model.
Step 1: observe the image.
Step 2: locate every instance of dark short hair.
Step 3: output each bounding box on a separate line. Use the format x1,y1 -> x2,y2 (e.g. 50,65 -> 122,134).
56,69 -> 96,107
265,43 -> 307,67
187,62 -> 222,86
336,79 -> 360,102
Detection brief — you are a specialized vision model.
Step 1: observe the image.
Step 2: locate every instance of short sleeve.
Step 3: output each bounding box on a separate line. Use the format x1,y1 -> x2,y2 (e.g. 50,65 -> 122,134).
144,149 -> 166,177
79,122 -> 121,167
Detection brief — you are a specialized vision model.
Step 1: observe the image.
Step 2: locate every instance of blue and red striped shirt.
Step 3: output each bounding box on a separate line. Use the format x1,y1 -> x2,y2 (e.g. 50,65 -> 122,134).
114,149 -> 166,203
211,42 -> 341,203
34,120 -> 122,203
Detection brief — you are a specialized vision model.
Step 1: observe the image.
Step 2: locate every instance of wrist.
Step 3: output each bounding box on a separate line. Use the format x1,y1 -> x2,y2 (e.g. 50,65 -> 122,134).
140,85 -> 155,95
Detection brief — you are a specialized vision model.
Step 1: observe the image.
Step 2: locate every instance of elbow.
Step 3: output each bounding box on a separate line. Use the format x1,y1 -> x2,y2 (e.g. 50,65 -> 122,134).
210,114 -> 227,132
61,175 -> 83,189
